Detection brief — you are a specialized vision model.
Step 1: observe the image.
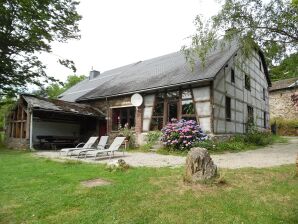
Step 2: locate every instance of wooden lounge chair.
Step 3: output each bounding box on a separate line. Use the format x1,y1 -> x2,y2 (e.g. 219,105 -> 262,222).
70,136 -> 109,158
59,136 -> 98,156
85,137 -> 126,160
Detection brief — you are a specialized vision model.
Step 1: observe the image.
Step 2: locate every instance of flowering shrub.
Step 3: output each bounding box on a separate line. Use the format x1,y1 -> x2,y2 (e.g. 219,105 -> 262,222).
161,119 -> 208,150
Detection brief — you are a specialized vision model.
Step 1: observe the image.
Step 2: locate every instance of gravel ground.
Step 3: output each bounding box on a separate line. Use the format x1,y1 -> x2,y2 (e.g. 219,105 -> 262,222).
34,137 -> 298,168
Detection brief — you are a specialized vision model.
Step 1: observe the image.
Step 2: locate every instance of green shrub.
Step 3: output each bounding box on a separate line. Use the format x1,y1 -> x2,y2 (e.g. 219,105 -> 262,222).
146,131 -> 162,145
119,127 -> 136,149
244,131 -> 273,146
270,118 -> 298,136
0,131 -> 5,148
193,130 -> 280,153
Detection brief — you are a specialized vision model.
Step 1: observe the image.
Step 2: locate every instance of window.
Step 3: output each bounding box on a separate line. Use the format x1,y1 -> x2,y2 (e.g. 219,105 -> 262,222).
225,96 -> 231,121
263,111 -> 267,128
112,107 -> 135,131
150,93 -> 164,130
150,89 -> 197,131
263,88 -> 266,100
245,74 -> 251,90
247,106 -> 254,124
259,59 -> 262,71
231,69 -> 235,83
181,89 -> 196,120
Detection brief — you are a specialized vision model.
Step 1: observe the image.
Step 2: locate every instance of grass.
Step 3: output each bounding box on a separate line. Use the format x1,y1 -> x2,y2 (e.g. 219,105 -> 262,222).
0,149 -> 297,223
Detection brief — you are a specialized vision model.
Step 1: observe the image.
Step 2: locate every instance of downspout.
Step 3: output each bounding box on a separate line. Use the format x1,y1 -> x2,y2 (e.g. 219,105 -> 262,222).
29,111 -> 33,150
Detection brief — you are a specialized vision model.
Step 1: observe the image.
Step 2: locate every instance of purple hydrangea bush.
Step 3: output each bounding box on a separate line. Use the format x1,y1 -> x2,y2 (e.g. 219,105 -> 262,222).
161,119 -> 208,150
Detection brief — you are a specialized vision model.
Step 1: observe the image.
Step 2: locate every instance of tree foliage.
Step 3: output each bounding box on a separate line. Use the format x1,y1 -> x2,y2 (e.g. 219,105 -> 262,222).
0,0 -> 81,96
270,53 -> 298,81
182,0 -> 298,69
0,74 -> 85,132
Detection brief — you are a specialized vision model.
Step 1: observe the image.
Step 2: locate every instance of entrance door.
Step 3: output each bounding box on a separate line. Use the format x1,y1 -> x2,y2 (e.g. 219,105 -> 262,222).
168,101 -> 178,122
98,120 -> 107,137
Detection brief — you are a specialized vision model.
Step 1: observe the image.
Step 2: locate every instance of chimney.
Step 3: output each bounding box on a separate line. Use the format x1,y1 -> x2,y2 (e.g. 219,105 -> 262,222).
89,70 -> 100,80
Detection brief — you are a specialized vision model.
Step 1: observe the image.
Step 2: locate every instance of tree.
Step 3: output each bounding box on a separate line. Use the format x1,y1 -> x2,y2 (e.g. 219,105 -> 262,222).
0,0 -> 81,96
270,53 -> 298,81
34,74 -> 86,99
182,0 -> 298,68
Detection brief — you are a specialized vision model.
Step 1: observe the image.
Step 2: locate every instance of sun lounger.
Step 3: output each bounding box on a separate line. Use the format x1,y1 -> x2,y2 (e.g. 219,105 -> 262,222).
85,137 -> 126,160
70,136 -> 109,158
59,136 -> 98,156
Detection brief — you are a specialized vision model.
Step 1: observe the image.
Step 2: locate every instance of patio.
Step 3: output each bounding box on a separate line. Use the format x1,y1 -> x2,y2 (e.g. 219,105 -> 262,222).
34,150 -> 185,167
34,137 -> 298,168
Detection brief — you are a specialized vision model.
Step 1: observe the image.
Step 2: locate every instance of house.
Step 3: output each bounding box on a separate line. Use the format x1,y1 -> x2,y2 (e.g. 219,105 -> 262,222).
58,41 -> 271,145
5,94 -> 105,149
269,77 -> 298,120
5,41 -> 271,149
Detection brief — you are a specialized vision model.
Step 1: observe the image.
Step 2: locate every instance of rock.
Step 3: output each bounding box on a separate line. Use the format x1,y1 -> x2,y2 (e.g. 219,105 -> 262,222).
106,159 -> 130,171
185,147 -> 217,182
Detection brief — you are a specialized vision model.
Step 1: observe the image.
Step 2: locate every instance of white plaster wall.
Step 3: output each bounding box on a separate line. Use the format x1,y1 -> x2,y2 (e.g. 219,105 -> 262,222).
142,95 -> 155,132
32,120 -> 80,144
192,87 -> 212,133
212,49 -> 270,134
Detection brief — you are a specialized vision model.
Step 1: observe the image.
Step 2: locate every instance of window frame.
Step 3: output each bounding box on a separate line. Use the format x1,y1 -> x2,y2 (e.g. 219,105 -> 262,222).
181,89 -> 196,120
111,106 -> 136,131
149,89 -> 197,131
150,92 -> 166,131
225,96 -> 231,121
247,105 -> 254,123
231,68 -> 235,83
245,74 -> 251,91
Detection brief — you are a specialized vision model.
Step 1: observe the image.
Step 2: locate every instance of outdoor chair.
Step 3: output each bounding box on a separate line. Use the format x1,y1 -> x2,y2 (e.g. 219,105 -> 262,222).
70,136 -> 109,158
84,137 -> 126,160
59,136 -> 98,156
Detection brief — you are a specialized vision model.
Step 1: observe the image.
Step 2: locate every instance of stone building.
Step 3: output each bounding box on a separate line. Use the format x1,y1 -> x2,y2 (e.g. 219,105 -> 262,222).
59,41 -> 271,144
269,78 -> 298,120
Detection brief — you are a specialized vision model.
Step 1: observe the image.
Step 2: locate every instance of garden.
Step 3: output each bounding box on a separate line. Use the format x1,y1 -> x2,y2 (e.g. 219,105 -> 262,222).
137,119 -> 286,155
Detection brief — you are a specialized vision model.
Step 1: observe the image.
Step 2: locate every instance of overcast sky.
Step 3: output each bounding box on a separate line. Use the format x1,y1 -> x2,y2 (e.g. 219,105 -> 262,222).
38,0 -> 221,83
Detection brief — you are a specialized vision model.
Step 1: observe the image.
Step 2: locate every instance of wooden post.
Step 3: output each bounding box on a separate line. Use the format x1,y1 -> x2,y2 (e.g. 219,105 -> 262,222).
26,110 -> 30,139
29,112 -> 33,149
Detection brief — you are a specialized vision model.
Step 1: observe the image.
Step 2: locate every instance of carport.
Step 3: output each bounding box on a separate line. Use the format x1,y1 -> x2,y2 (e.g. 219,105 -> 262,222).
5,94 -> 105,150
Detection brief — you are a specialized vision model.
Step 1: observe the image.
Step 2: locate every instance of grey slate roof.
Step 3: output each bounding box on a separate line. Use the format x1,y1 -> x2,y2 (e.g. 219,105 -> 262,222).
60,41 -> 264,102
22,94 -> 105,117
269,77 -> 298,92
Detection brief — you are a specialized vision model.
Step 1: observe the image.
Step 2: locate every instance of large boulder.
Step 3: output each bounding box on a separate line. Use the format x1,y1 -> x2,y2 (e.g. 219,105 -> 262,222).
185,147 -> 217,182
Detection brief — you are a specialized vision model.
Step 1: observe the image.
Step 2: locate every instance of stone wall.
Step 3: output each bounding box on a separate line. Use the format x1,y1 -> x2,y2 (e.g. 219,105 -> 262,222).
5,137 -> 29,150
269,89 -> 298,120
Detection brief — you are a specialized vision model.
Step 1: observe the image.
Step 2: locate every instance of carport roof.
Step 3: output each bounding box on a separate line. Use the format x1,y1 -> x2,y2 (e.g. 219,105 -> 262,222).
21,94 -> 105,117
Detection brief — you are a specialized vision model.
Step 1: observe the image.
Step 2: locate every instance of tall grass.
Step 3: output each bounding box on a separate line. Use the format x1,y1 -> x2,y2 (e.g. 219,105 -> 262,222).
193,131 -> 286,153
271,118 -> 298,136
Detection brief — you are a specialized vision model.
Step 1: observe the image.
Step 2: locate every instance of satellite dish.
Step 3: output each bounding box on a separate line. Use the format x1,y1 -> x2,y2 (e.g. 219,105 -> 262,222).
131,93 -> 143,107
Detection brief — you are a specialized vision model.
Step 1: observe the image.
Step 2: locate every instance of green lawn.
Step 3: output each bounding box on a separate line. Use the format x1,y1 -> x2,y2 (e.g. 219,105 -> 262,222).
0,149 -> 297,224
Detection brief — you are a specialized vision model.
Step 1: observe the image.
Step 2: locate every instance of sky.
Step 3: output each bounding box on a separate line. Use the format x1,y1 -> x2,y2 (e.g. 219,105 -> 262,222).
38,0 -> 221,83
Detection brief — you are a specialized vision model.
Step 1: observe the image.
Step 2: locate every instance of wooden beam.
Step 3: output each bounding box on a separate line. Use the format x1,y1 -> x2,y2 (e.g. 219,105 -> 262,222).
26,111 -> 30,139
